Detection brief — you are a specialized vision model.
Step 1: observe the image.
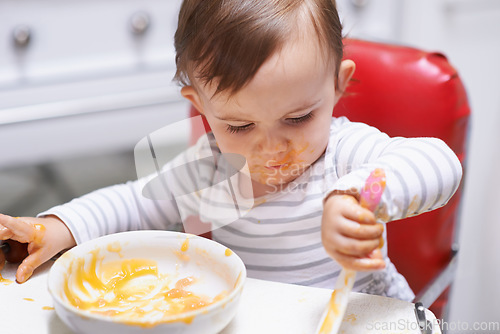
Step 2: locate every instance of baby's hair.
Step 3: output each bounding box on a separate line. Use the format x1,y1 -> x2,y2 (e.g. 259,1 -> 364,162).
174,0 -> 343,96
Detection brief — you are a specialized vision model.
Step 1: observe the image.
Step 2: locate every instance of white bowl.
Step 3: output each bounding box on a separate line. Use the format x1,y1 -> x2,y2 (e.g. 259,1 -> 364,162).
48,231 -> 246,334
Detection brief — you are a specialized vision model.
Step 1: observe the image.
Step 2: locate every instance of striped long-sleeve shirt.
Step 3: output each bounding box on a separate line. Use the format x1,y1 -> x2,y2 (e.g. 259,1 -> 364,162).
39,117 -> 462,301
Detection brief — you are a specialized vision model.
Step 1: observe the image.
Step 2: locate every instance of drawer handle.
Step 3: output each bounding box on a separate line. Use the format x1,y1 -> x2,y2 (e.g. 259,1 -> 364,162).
12,25 -> 32,47
349,0 -> 369,8
130,11 -> 151,35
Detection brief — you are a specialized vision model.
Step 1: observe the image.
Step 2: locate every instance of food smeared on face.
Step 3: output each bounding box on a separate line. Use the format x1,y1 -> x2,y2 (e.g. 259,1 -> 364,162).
62,248 -> 228,327
248,139 -> 311,186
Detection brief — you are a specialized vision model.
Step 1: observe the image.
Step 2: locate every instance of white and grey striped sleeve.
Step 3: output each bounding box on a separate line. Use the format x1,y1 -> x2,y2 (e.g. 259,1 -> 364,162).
328,120 -> 462,222
37,180 -> 182,245
36,136 -> 216,245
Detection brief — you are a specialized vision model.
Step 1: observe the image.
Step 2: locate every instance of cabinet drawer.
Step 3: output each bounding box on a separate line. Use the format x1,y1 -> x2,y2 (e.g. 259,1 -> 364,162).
0,0 -> 182,87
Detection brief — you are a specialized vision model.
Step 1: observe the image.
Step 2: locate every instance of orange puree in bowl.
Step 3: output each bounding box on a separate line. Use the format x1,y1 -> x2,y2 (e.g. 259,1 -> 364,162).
62,250 -> 228,327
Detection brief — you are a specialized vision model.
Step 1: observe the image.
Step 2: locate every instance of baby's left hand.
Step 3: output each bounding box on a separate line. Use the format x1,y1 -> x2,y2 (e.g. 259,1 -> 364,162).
321,194 -> 386,271
0,214 -> 75,283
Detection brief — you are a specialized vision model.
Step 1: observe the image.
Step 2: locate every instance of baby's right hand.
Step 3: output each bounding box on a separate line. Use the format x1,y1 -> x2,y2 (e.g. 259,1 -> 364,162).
321,194 -> 385,271
0,214 -> 76,283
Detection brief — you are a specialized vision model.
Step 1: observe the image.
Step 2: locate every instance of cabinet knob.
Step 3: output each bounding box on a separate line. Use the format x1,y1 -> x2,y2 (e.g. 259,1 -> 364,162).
349,0 -> 369,8
12,25 -> 31,47
130,11 -> 150,35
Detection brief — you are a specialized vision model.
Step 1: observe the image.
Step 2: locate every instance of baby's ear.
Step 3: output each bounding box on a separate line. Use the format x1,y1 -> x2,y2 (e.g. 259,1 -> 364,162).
181,86 -> 204,115
334,59 -> 356,102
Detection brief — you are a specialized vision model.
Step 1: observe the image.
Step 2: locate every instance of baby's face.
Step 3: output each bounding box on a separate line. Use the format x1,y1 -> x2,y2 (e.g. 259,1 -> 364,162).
186,36 -> 349,197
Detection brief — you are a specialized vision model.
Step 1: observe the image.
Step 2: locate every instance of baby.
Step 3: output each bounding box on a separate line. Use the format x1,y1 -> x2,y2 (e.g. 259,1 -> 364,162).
0,0 -> 461,302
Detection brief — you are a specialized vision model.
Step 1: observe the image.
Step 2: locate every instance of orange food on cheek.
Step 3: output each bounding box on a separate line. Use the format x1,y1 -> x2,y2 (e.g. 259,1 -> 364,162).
279,141 -> 310,168
248,140 -> 312,185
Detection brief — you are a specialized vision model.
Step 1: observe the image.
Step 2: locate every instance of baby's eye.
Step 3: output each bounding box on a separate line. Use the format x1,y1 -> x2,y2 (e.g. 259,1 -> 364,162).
226,123 -> 254,134
287,111 -> 314,124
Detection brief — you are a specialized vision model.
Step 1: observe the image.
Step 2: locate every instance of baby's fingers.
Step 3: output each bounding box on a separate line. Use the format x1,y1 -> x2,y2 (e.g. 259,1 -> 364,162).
16,251 -> 47,283
0,214 -> 36,243
343,205 -> 377,225
0,222 -> 14,240
334,234 -> 381,258
334,251 -> 385,271
339,219 -> 384,240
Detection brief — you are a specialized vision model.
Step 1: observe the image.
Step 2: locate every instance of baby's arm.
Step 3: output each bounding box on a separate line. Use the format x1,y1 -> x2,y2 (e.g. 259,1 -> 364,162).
37,144 -> 200,245
0,214 -> 75,283
321,119 -> 462,270
330,120 -> 462,222
37,181 -> 181,245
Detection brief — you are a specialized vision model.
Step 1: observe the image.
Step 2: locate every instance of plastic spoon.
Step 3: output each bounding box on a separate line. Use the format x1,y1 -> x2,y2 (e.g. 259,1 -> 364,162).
316,168 -> 386,334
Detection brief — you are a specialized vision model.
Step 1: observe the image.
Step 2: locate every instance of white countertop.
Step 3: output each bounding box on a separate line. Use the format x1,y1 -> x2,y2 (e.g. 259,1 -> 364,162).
0,70 -> 190,169
1,261 -> 441,334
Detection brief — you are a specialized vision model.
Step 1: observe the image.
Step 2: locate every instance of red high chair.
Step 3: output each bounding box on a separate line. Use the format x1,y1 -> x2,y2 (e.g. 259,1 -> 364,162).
188,39 -> 471,319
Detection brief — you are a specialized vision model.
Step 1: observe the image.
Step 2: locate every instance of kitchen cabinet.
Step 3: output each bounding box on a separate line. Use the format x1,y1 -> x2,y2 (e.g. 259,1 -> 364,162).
0,0 -> 189,168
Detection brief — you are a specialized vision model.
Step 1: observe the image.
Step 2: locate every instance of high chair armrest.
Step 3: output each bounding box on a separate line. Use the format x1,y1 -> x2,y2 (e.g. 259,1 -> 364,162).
413,250 -> 459,311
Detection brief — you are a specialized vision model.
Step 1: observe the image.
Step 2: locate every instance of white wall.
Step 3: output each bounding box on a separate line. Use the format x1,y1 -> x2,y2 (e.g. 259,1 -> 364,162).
400,0 -> 500,326
338,0 -> 500,328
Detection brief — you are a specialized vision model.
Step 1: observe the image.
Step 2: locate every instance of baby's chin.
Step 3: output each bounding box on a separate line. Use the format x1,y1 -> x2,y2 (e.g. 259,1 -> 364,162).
250,172 -> 302,191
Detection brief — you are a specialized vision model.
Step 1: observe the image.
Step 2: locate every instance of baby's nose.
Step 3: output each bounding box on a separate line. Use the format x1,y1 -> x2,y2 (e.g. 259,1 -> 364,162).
258,133 -> 288,155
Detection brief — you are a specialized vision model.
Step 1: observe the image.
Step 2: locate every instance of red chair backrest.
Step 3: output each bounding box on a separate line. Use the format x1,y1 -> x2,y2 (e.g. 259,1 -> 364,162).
336,39 -> 470,317
189,39 -> 470,317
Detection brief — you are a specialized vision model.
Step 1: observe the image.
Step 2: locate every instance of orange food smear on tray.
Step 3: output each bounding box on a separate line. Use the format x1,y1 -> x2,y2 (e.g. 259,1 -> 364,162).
0,273 -> 14,285
62,249 -> 227,327
345,313 -> 357,324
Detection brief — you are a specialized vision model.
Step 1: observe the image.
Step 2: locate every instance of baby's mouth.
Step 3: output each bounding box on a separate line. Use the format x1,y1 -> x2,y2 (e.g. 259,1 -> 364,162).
264,161 -> 290,170
266,164 -> 285,170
